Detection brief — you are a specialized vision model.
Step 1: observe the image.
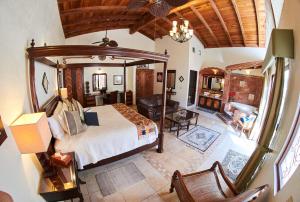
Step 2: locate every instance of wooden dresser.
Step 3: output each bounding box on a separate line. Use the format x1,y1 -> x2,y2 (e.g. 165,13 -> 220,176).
198,95 -> 222,112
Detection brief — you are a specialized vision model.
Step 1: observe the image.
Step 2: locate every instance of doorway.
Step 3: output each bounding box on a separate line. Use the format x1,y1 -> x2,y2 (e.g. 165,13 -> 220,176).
188,70 -> 198,106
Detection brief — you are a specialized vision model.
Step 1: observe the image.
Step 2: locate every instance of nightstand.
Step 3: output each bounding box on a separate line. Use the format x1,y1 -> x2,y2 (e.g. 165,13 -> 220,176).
39,152 -> 85,202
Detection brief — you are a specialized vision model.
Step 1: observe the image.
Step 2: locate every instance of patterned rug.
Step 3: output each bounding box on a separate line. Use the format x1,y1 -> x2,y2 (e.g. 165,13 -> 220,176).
178,125 -> 220,152
222,149 -> 249,181
197,107 -> 216,114
95,162 -> 145,196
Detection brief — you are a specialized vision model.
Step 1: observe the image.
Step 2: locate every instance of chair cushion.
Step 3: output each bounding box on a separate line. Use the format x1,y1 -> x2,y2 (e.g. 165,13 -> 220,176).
182,171 -> 226,202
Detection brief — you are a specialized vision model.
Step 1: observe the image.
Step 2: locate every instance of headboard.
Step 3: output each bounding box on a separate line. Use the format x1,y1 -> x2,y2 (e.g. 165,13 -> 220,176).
40,96 -> 61,117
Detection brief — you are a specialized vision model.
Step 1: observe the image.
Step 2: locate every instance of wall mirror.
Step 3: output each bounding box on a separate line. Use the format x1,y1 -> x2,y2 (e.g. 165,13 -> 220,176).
92,73 -> 107,91
167,70 -> 176,89
202,76 -> 224,91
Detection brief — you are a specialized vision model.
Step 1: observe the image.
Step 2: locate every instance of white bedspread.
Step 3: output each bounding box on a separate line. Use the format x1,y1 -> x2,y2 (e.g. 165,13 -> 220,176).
55,105 -> 158,169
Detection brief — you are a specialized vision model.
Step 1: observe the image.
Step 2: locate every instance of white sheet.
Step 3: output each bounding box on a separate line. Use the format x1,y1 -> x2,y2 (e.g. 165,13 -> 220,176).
55,105 -> 158,169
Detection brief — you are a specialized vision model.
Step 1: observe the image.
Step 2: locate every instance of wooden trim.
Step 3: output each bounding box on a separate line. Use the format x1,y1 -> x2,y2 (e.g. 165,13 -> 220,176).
123,62 -> 126,104
253,0 -> 261,47
36,57 -> 57,68
81,139 -> 159,170
231,0 -> 246,46
190,6 -> 220,47
61,63 -> 124,68
208,0 -> 233,46
27,45 -> 169,62
275,97 -> 300,192
29,57 -> 39,112
225,60 -> 264,71
169,0 -> 200,14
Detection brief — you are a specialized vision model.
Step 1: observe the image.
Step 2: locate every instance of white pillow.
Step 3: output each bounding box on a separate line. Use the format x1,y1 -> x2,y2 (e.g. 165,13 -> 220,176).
48,116 -> 65,140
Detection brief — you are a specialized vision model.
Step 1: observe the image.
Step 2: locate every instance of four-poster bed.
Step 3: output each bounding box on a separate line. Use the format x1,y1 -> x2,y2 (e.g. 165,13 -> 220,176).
27,39 -> 169,170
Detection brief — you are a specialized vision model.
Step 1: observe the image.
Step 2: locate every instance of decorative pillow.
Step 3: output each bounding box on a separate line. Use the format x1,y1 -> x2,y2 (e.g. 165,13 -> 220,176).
62,99 -> 76,111
53,101 -> 63,115
72,99 -> 85,122
48,116 -> 65,140
84,112 -> 99,126
64,111 -> 87,136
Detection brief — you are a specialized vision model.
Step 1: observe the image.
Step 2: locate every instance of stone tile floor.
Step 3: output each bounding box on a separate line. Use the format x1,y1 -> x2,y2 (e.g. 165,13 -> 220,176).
67,108 -> 257,202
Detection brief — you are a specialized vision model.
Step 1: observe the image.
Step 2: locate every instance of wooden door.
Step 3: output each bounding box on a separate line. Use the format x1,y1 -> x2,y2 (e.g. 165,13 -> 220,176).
136,69 -> 154,99
63,68 -> 84,106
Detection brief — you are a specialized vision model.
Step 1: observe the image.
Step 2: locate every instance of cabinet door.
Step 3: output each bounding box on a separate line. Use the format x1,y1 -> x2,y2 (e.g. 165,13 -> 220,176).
206,98 -> 213,108
136,69 -> 154,99
199,96 -> 206,107
212,100 -> 221,111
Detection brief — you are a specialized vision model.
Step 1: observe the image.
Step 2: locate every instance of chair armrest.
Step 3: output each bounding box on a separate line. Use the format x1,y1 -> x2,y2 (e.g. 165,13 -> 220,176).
167,99 -> 179,109
227,185 -> 269,202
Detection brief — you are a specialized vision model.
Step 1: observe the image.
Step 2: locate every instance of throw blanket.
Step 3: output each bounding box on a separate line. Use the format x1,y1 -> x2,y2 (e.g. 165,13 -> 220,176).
112,103 -> 156,139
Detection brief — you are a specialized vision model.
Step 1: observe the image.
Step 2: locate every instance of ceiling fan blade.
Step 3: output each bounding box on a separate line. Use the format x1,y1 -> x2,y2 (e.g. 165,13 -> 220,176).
108,40 -> 118,47
99,42 -> 108,47
92,41 -> 102,44
165,0 -> 188,7
127,0 -> 148,9
149,0 -> 171,17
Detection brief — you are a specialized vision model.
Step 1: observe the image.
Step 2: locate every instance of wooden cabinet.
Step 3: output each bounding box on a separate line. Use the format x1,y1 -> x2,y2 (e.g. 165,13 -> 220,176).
198,95 -> 222,112
85,94 -> 96,107
125,91 -> 133,105
136,69 -> 154,99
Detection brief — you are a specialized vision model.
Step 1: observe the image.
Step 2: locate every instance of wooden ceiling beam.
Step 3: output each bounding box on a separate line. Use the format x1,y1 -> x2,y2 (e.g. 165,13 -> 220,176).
170,0 -> 201,14
253,0 -> 262,47
190,6 -> 220,47
60,6 -> 147,17
208,0 -> 233,46
63,15 -> 139,29
66,25 -> 132,38
129,14 -> 156,34
139,30 -> 155,40
231,0 -> 246,46
225,60 -> 264,71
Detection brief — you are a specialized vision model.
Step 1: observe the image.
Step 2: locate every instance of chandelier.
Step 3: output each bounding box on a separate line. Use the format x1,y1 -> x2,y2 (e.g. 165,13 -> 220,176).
169,19 -> 193,43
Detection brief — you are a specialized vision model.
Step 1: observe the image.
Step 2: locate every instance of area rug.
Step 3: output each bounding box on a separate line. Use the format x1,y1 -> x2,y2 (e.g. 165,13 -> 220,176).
178,125 -> 221,152
222,149 -> 249,181
197,107 -> 216,114
95,162 -> 145,196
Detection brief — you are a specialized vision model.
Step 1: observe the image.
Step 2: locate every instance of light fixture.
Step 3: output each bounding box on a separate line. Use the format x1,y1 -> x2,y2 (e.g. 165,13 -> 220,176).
169,19 -> 193,43
60,88 -> 68,99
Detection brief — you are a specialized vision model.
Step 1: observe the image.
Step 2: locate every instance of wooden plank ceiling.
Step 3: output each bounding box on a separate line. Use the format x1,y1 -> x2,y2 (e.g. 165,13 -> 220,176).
57,0 -> 266,48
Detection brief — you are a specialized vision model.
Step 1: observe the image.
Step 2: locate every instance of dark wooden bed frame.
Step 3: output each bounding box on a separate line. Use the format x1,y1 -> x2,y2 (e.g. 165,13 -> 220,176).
28,39 -> 169,170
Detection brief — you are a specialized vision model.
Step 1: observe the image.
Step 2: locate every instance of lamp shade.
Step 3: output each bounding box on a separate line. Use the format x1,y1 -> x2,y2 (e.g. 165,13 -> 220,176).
10,112 -> 52,154
60,88 -> 68,99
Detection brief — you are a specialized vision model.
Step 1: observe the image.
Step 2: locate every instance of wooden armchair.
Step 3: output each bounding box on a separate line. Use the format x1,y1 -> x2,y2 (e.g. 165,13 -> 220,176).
170,161 -> 269,202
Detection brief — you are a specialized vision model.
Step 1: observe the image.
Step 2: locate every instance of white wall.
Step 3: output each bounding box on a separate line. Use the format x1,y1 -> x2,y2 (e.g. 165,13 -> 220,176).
154,36 -> 191,107
65,29 -> 155,103
202,47 -> 267,68
250,0 -> 300,201
0,1 -> 64,201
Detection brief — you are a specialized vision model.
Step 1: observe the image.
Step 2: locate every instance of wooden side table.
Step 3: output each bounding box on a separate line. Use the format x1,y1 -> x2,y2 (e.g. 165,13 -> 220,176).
39,152 -> 85,202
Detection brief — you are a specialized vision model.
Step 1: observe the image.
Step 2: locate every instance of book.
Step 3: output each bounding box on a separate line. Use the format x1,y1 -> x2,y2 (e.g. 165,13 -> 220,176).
51,152 -> 72,167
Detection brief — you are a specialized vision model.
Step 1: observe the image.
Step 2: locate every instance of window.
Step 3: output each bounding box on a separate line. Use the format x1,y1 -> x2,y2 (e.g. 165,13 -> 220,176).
92,73 -> 107,91
276,96 -> 300,191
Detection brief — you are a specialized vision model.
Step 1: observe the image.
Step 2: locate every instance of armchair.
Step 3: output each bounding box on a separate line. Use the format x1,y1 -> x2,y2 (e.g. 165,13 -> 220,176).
170,161 -> 269,202
137,94 -> 179,121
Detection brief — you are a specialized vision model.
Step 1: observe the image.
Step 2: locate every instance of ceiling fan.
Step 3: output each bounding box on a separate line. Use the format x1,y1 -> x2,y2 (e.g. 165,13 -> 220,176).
127,0 -> 188,17
92,29 -> 119,60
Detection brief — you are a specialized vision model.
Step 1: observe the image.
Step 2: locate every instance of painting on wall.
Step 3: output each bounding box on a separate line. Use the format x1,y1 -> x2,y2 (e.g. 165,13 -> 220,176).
0,116 -> 8,146
113,75 -> 123,85
42,72 -> 49,94
157,72 -> 163,82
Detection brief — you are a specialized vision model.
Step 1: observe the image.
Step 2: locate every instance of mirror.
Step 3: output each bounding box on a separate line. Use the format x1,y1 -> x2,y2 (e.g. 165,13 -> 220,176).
202,76 -> 224,91
167,70 -> 176,89
92,73 -> 107,91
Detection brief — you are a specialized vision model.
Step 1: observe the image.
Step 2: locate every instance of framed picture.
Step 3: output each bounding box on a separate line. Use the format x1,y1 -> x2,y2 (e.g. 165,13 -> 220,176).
113,75 -> 123,85
0,116 -> 8,146
157,72 -> 163,82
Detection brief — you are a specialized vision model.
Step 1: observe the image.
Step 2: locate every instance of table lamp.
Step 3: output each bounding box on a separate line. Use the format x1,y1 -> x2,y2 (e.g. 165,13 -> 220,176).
60,88 -> 68,99
10,112 -> 64,189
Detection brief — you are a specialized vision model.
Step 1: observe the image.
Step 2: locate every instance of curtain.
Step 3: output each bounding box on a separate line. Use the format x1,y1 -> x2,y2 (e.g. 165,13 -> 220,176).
235,58 -> 285,191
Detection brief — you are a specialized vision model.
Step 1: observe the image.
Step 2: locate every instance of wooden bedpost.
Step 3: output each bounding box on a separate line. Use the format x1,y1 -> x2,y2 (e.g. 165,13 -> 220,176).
123,61 -> 127,104
158,50 -> 168,153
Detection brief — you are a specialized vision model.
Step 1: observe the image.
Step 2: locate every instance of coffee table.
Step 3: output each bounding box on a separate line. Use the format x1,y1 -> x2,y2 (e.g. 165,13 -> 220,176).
165,109 -> 199,137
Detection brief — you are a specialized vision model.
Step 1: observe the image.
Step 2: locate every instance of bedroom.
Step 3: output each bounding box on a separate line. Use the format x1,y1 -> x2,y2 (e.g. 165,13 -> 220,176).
0,0 -> 299,202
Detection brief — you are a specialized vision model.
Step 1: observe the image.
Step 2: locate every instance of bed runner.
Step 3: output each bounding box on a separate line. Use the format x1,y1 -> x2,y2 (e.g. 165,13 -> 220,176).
112,103 -> 156,139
